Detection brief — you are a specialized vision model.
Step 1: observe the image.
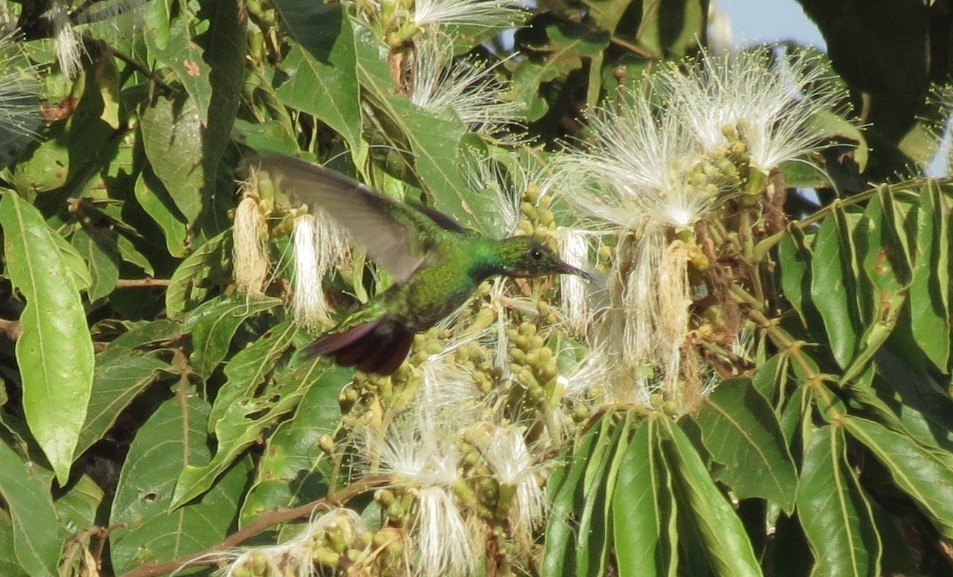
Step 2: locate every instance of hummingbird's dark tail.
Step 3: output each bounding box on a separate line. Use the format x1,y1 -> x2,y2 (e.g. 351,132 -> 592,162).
303,318 -> 414,375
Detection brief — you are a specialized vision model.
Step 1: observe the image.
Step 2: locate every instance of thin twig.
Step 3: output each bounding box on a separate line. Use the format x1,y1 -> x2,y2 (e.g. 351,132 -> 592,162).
116,475 -> 389,577
609,36 -> 659,59
115,278 -> 171,288
87,35 -> 178,94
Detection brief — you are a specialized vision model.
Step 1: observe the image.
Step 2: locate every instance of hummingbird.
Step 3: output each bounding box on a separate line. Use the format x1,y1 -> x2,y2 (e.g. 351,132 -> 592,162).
248,152 -> 591,375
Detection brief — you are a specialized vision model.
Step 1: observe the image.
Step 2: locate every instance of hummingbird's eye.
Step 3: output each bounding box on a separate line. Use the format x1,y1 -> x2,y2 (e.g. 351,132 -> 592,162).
529,248 -> 544,260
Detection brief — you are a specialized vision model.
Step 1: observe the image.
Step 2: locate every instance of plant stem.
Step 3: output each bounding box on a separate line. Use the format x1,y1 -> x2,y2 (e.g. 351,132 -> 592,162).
752,186 -> 886,261
116,475 -> 389,577
115,278 -> 171,288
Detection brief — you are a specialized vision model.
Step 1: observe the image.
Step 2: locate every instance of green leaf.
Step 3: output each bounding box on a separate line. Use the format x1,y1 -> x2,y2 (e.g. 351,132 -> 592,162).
542,422 -> 601,575
273,1 -> 361,151
778,387 -> 806,451
351,22 -> 395,92
600,413 -> 635,576
660,419 -> 763,577
134,167 -> 190,258
185,295 -> 283,378
546,22 -> 611,59
7,125 -> 71,193
0,441 -> 62,577
695,379 -> 798,513
165,230 -> 231,318
174,352 -> 345,507
208,322 -> 297,430
576,414 -> 626,577
148,18 -> 213,124
232,117 -> 300,153
582,0 -> 631,37
71,227 -> 120,301
0,515 -> 28,577
873,185 -> 916,277
109,397 -> 250,573
897,121 -> 940,171
7,54 -> 115,194
204,0 -> 245,175
778,224 -> 815,326
354,26 -> 486,231
871,349 -> 953,452
613,417 -> 676,577
796,425 -> 880,577
115,233 -> 155,276
376,94 -> 479,228
844,417 -> 953,539
74,353 -> 170,458
840,191 -> 909,384
51,231 -> 93,292
512,21 -> 608,123
141,0 -> 171,51
54,474 -> 105,530
240,364 -> 350,526
637,0 -> 706,57
810,206 -> 862,367
859,191 -> 899,285
510,61 -> 551,121
750,353 -> 788,404
806,110 -> 869,172
0,192 -> 94,484
779,159 -> 832,189
171,323 -> 313,506
836,205 -> 873,325
908,181 -> 951,369
276,43 -> 362,153
99,319 -> 184,362
141,94 -> 206,223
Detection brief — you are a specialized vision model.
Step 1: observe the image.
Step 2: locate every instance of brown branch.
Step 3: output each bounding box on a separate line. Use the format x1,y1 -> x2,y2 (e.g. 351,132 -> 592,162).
114,278 -> 171,288
116,475 -> 389,577
609,35 -> 659,59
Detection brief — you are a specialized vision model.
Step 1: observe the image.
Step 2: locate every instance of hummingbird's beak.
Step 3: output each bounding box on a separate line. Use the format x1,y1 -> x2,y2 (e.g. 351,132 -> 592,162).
556,260 -> 593,282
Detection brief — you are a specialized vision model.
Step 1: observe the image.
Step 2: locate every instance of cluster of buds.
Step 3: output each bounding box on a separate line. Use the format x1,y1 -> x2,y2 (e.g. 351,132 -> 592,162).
515,183 -> 557,238
507,322 -> 559,423
244,0 -> 283,64
221,509 -> 369,577
554,46 -> 844,414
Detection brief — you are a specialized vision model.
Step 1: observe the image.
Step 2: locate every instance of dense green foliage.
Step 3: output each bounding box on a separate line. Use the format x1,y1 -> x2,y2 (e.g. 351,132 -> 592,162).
0,1 -> 952,576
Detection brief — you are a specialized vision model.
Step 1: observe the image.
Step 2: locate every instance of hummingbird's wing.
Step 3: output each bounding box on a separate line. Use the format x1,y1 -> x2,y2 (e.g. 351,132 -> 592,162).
305,316 -> 414,375
247,152 -> 459,283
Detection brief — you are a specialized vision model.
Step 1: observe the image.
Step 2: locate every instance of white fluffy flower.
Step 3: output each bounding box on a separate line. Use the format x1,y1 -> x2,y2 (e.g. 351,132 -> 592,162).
232,196 -> 270,296
290,213 -> 349,329
49,0 -> 85,78
415,485 -> 478,577
562,91 -> 716,233
0,32 -> 43,147
412,33 -> 522,138
659,46 -> 842,173
555,227 -> 598,335
481,426 -> 547,541
369,415 -> 479,577
412,0 -> 522,30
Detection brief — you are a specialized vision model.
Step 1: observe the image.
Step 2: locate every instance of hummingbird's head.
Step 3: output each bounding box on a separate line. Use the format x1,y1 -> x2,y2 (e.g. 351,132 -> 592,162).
496,237 -> 592,281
